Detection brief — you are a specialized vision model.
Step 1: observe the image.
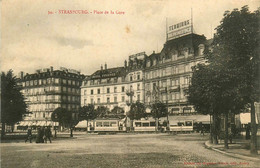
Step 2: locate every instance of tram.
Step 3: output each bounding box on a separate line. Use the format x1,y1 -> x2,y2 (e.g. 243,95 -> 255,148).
169,120 -> 194,133
133,120 -> 156,132
94,118 -> 125,132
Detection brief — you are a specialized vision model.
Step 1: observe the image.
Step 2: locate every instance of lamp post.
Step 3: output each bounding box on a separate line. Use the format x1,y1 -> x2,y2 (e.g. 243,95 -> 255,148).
54,113 -> 58,138
126,88 -> 134,131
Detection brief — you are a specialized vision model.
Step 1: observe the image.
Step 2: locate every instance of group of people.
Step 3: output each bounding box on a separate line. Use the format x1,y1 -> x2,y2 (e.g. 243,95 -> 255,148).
25,127 -> 52,143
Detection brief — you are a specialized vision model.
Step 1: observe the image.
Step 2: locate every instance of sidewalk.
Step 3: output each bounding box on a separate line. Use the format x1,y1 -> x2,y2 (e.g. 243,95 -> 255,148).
205,138 -> 260,162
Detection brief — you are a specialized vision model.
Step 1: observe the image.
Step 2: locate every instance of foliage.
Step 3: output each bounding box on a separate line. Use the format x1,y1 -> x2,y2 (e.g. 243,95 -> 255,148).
110,106 -> 125,119
1,70 -> 28,126
189,6 -> 259,150
95,106 -> 110,118
211,5 -> 260,153
150,101 -> 168,119
51,107 -> 72,126
79,104 -> 96,121
208,6 -> 260,103
128,101 -> 146,120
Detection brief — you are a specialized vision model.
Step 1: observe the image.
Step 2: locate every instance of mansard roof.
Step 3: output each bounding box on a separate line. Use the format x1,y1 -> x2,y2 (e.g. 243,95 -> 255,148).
90,67 -> 126,79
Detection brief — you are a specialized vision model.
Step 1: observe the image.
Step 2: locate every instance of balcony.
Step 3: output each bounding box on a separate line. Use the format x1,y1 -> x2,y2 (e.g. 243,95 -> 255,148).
159,87 -> 167,93
182,84 -> 189,89
169,86 -> 180,92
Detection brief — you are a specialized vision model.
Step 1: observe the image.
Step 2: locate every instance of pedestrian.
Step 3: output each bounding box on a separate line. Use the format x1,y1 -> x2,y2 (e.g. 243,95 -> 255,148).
25,128 -> 33,143
40,127 -> 45,143
44,127 -> 52,143
36,127 -> 41,143
200,125 -> 205,136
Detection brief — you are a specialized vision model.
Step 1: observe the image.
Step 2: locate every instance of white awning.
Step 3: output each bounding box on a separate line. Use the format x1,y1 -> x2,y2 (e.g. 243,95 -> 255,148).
75,120 -> 87,128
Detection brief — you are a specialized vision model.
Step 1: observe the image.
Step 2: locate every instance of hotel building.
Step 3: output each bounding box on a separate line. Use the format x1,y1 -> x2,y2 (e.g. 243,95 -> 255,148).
18,67 -> 85,127
81,52 -> 146,113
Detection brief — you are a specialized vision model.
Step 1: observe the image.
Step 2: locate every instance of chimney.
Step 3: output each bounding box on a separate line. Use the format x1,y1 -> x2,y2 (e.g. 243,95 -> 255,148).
101,65 -> 103,70
50,66 -> 53,72
124,60 -> 127,68
105,63 -> 107,70
153,51 -> 155,54
19,71 -> 24,79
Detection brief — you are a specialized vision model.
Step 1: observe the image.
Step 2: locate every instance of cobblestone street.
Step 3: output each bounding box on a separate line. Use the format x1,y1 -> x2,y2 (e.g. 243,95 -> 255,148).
1,133 -> 259,168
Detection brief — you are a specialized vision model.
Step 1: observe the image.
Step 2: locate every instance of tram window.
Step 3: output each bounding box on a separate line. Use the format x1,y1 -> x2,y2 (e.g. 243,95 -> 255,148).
104,122 -> 110,127
96,122 -> 102,127
185,121 -> 192,126
150,122 -> 156,126
135,122 -> 141,127
177,122 -> 184,126
110,122 -> 117,126
142,123 -> 149,127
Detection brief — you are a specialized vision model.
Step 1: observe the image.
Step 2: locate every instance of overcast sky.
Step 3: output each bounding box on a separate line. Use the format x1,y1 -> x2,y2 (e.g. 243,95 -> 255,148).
1,0 -> 259,76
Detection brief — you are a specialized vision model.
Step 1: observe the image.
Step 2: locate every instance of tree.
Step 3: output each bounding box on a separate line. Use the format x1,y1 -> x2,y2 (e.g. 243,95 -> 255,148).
208,6 -> 260,153
51,107 -> 72,132
95,106 -> 110,118
110,106 -> 125,119
151,101 -> 168,132
79,104 -> 96,133
188,63 -> 246,146
128,101 -> 146,131
1,70 -> 28,136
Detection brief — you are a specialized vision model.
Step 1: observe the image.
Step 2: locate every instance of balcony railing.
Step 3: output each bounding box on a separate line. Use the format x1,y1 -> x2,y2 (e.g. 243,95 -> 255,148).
169,86 -> 180,92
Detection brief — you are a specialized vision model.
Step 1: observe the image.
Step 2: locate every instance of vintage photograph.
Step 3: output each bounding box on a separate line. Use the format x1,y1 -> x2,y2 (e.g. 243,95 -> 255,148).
1,0 -> 260,167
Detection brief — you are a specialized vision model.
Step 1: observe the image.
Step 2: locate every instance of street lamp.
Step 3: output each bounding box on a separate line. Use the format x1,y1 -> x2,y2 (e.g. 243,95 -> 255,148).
126,88 -> 134,132
54,113 -> 58,138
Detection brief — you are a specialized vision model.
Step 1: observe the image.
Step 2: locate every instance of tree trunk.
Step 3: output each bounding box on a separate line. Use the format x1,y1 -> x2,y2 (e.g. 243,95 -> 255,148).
210,114 -> 213,143
250,101 -> 258,155
131,120 -> 134,132
155,118 -> 159,132
224,112 -> 229,149
70,127 -> 73,137
213,113 -> 218,144
86,120 -> 89,133
1,122 -> 6,137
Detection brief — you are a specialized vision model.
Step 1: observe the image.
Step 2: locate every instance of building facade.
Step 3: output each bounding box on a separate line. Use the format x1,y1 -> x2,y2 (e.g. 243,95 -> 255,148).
81,52 -> 146,113
81,34 -> 210,118
144,34 -> 209,115
18,67 -> 85,126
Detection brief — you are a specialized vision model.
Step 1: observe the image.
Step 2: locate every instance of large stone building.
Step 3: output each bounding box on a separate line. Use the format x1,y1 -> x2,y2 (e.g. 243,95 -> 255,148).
81,33 -> 211,118
144,34 -> 210,115
18,67 -> 85,127
81,52 -> 146,112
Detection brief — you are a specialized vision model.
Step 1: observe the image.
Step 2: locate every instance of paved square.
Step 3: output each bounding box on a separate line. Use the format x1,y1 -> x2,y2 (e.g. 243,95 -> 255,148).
1,133 -> 259,168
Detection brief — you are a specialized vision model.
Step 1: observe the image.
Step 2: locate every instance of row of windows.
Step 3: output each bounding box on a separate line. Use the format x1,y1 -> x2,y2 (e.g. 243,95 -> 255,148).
26,95 -> 80,103
145,77 -> 190,91
146,92 -> 186,101
23,78 -> 80,87
84,94 -> 141,105
84,84 -> 142,96
145,64 -> 192,79
29,104 -> 80,113
84,86 -> 125,95
23,87 -> 80,95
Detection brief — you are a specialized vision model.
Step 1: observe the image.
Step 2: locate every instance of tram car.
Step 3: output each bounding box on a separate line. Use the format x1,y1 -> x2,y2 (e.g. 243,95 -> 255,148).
94,118 -> 125,132
133,119 -> 156,132
169,120 -> 194,133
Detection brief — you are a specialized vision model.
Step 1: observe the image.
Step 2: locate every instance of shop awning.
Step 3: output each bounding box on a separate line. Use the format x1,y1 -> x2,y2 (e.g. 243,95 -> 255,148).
75,120 -> 87,128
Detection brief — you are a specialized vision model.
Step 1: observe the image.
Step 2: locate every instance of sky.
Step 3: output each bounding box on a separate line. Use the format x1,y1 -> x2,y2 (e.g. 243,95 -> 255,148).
1,0 -> 259,76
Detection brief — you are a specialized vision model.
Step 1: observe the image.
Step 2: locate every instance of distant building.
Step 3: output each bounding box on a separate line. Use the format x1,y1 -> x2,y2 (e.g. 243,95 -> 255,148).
17,67 -> 85,127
